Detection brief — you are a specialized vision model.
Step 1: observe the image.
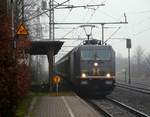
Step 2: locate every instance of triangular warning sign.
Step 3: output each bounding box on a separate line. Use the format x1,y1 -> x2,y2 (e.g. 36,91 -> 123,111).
16,22 -> 28,35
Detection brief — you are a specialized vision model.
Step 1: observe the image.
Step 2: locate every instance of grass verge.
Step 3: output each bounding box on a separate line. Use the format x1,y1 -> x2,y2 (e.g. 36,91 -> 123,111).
16,92 -> 35,117
15,91 -> 74,117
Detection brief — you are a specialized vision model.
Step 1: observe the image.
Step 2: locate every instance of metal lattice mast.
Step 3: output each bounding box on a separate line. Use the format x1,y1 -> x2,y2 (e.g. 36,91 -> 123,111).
49,0 -> 54,40
36,8 -> 42,40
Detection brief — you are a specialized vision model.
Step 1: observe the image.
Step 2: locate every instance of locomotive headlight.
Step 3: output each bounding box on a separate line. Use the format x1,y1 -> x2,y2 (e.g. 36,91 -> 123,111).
94,62 -> 98,67
81,73 -> 87,78
106,73 -> 111,78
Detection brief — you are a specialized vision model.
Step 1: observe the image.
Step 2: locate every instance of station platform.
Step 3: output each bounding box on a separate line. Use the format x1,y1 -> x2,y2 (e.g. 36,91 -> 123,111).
31,94 -> 101,117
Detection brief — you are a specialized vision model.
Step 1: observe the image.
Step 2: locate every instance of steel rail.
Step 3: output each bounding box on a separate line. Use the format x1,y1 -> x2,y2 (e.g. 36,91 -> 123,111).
85,99 -> 113,117
116,82 -> 150,95
116,82 -> 150,91
106,97 -> 150,117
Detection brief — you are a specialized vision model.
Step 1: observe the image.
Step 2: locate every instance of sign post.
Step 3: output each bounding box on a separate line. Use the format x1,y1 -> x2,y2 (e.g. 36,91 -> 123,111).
16,22 -> 29,36
15,22 -> 30,49
56,83 -> 59,96
15,22 -> 31,63
53,75 -> 61,96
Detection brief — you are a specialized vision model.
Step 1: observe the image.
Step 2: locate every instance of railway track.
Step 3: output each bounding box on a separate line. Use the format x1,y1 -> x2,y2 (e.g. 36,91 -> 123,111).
130,81 -> 150,88
117,79 -> 150,89
85,97 -> 150,117
85,99 -> 113,117
106,97 -> 150,117
115,82 -> 150,95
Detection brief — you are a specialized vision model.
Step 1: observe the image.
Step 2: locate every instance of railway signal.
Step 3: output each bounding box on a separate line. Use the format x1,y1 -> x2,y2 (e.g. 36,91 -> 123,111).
126,39 -> 132,84
126,39 -> 131,48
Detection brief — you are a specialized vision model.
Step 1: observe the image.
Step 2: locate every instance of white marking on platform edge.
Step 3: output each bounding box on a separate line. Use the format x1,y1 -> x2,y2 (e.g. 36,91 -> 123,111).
61,96 -> 76,117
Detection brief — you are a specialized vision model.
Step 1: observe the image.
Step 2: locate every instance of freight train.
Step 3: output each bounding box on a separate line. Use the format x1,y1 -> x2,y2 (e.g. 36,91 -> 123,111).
55,39 -> 115,97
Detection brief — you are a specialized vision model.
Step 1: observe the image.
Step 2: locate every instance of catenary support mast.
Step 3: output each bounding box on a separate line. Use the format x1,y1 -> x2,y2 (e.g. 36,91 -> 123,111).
49,0 -> 54,41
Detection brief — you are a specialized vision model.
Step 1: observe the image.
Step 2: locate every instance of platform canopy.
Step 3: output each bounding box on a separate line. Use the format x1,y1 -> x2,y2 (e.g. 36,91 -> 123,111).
27,40 -> 64,55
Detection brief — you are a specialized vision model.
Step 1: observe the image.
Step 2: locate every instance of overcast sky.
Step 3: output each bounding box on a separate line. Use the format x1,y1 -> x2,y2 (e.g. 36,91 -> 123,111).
41,0 -> 150,60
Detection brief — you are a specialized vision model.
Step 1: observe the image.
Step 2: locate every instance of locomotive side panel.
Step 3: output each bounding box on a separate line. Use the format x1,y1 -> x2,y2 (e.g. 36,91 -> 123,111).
70,51 -> 74,81
70,48 -> 80,82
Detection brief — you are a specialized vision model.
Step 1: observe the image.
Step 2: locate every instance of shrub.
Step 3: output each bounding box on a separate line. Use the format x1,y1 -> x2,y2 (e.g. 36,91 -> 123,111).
17,64 -> 31,100
0,8 -> 31,117
0,10 -> 18,117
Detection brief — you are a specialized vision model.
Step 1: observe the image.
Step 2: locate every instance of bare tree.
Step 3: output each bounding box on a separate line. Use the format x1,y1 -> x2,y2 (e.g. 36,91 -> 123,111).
143,53 -> 150,77
116,53 -> 128,79
131,46 -> 145,77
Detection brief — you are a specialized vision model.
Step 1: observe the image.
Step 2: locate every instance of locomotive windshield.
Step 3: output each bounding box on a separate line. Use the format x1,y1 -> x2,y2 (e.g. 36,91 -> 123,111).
96,49 -> 111,60
81,48 -> 111,60
81,49 -> 95,60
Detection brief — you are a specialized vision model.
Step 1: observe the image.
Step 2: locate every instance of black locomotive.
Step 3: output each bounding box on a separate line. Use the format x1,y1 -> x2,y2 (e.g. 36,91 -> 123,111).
56,39 -> 115,97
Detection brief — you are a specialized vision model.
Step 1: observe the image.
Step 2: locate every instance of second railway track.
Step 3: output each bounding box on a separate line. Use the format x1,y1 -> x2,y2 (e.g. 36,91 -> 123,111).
106,97 -> 150,117
116,82 -> 150,95
85,97 -> 150,117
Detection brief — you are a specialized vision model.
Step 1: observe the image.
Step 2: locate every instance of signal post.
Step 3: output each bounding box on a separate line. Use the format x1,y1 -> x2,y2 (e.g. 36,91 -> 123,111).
126,39 -> 131,84
15,21 -> 31,64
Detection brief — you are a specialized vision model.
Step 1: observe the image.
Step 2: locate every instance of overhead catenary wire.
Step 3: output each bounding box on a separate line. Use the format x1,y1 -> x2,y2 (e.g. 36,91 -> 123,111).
56,0 -> 108,59
126,10 -> 150,15
122,10 -> 150,38
61,26 -> 79,38
133,27 -> 150,37
54,3 -> 105,9
60,8 -> 73,23
24,0 -> 70,22
86,6 -> 99,22
82,0 -> 105,22
104,27 -> 121,43
98,9 -> 119,21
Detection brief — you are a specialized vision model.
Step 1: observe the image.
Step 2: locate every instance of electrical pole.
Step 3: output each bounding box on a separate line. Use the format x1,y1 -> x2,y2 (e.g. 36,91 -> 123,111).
49,0 -> 54,40
128,48 -> 131,84
101,24 -> 104,44
49,0 -> 55,92
36,8 -> 42,39
22,0 -> 24,21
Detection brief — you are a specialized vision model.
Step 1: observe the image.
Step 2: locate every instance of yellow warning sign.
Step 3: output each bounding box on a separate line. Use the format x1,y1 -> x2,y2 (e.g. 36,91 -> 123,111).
53,75 -> 61,84
16,22 -> 28,35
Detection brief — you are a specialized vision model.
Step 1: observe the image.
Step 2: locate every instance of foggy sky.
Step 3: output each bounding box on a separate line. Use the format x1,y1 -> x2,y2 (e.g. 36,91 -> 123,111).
41,0 -> 150,60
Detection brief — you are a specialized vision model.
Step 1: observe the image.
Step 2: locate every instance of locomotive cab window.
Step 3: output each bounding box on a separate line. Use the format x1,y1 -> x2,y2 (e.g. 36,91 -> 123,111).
81,48 -> 111,61
81,49 -> 95,60
96,49 -> 111,60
